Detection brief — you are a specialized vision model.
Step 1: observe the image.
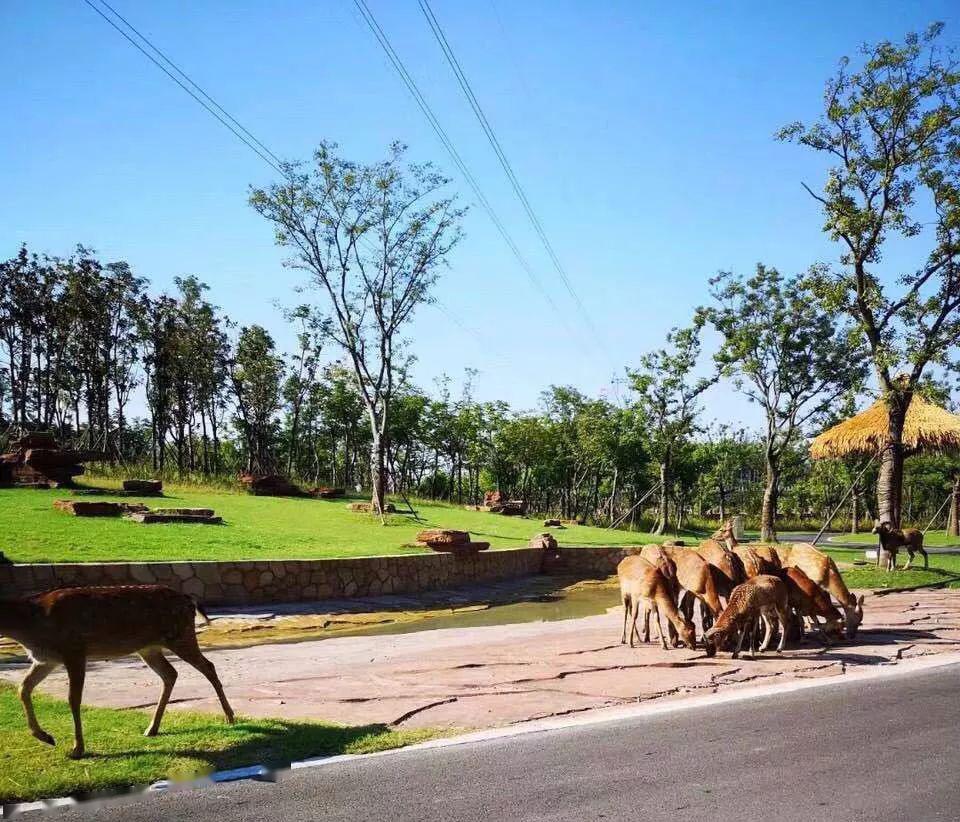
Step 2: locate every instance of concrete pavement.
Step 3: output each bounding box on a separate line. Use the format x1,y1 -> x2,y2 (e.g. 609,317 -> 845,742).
4,587 -> 959,730
46,660 -> 960,821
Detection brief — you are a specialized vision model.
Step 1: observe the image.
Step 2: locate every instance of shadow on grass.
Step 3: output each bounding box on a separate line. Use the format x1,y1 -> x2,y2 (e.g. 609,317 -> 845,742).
81,718 -> 404,768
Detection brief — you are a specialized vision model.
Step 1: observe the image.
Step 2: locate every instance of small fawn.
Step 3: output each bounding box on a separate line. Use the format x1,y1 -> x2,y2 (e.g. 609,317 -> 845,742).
0,585 -> 235,759
703,575 -> 791,658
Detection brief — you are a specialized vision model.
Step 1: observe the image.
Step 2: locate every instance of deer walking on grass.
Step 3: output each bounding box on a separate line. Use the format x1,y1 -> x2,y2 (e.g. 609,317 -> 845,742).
0,585 -> 235,759
871,521 -> 928,571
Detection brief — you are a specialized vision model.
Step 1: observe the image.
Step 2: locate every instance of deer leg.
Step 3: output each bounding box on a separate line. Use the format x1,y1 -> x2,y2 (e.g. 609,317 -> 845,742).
903,550 -> 913,570
167,639 -> 235,724
776,607 -> 790,652
629,600 -> 640,647
621,596 -> 630,644
639,603 -> 649,645
64,656 -> 87,759
732,624 -> 746,659
920,547 -> 929,570
140,649 -> 178,737
650,605 -> 668,650
19,661 -> 57,746
759,613 -> 774,652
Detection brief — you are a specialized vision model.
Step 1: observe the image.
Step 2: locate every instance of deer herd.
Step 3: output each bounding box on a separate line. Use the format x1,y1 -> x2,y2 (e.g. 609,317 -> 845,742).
0,518 -> 914,759
618,521 -> 866,659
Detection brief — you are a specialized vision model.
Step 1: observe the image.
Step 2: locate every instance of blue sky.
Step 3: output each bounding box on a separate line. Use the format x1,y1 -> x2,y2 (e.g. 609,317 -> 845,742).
3,1 -> 958,427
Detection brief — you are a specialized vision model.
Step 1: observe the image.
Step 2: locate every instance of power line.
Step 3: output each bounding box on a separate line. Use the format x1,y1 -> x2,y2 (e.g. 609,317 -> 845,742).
80,0 -> 287,178
351,0 -> 584,339
83,0 -> 572,378
88,0 -> 287,172
418,0 -> 605,351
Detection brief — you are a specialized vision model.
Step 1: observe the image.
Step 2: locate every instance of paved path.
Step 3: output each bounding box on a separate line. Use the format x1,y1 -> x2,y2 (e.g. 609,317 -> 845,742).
47,661 -> 960,821
4,588 -> 959,730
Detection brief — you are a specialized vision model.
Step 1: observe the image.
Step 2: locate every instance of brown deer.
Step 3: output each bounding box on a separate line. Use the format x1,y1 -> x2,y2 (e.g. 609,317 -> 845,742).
733,545 -> 781,578
779,543 -> 864,638
703,575 -> 791,658
777,567 -> 844,644
1,585 -> 235,759
697,538 -> 746,600
617,556 -> 696,651
710,519 -> 738,550
640,544 -> 723,633
872,521 -> 928,570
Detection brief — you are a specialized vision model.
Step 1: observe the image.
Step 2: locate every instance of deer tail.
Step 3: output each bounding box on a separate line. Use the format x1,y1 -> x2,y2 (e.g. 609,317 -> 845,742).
191,596 -> 212,625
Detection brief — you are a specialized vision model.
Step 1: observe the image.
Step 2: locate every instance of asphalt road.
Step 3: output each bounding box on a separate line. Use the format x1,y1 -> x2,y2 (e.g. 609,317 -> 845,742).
47,663 -> 960,822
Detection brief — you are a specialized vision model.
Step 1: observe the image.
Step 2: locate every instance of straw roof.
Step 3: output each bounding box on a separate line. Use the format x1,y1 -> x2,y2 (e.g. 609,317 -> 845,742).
810,394 -> 960,459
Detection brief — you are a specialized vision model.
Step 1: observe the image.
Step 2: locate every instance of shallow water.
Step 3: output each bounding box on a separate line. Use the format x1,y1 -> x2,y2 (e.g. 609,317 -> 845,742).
347,582 -> 621,639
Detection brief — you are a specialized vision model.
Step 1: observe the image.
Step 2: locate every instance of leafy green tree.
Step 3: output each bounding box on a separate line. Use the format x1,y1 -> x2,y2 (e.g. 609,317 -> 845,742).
230,325 -> 283,474
629,325 -> 716,534
779,24 -> 960,527
250,142 -> 465,516
701,265 -> 866,541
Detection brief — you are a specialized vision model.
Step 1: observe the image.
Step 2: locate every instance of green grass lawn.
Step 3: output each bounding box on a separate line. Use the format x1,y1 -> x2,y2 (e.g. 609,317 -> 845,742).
826,529 -> 960,548
822,546 -> 960,590
0,481 -> 682,564
0,682 -> 439,803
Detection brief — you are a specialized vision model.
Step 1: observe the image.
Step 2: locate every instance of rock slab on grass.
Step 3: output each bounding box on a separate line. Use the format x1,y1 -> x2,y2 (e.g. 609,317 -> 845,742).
53,500 -> 122,517
346,502 -> 397,514
122,479 -> 163,494
416,529 -> 470,547
126,512 -> 223,525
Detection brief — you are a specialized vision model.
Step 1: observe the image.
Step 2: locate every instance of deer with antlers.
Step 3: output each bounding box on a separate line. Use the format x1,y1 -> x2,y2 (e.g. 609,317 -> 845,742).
1,585 -> 235,759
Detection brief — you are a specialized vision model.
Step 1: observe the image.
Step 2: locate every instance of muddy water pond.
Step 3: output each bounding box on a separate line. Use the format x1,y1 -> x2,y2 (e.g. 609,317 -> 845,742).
0,578 -> 622,664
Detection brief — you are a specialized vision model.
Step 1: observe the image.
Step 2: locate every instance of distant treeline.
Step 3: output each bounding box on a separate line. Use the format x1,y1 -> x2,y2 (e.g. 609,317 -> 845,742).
2,244 -> 957,532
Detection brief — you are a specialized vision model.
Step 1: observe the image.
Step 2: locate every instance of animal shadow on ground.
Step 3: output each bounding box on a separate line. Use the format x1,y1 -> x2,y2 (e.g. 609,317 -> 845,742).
72,718 -> 399,769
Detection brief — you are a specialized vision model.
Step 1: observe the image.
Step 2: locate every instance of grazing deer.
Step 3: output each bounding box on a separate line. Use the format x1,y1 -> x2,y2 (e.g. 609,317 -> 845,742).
777,567 -> 844,644
697,539 -> 746,600
0,585 -> 235,759
703,575 -> 791,659
640,544 -> 723,633
617,556 -> 697,651
779,543 -> 864,638
872,521 -> 928,570
733,545 -> 781,578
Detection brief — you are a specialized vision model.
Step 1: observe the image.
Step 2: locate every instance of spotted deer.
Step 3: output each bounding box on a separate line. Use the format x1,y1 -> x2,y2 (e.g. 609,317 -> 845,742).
0,585 -> 235,759
617,556 -> 697,651
703,575 -> 791,658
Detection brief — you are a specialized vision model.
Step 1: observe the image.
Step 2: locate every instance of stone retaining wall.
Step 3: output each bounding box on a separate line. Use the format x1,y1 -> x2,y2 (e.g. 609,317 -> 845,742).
0,545 -> 639,606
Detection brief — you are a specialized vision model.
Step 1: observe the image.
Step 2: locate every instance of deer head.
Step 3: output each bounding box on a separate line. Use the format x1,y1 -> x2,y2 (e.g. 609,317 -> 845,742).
842,594 -> 865,638
677,619 -> 697,650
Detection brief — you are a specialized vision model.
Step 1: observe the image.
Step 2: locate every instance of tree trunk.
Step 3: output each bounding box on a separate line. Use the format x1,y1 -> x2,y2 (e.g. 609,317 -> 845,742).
760,455 -> 780,543
654,456 -> 669,536
369,428 -> 387,516
850,486 -> 861,534
950,474 -> 960,538
877,396 -> 909,528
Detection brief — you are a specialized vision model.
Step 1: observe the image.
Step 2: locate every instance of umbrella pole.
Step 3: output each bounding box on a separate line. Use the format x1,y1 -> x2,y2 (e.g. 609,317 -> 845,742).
812,451 -> 879,546
922,492 -> 953,535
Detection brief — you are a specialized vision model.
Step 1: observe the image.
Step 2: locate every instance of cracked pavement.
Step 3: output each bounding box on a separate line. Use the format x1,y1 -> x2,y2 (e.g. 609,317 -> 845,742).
3,587 -> 959,731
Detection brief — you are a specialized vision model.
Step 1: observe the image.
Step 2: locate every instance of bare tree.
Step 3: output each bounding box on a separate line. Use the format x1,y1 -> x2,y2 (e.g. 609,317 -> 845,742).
250,142 -> 464,515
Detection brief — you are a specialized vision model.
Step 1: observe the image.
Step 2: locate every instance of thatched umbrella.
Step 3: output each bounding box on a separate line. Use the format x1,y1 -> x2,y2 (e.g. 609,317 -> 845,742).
810,394 -> 960,460
810,394 -> 960,534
